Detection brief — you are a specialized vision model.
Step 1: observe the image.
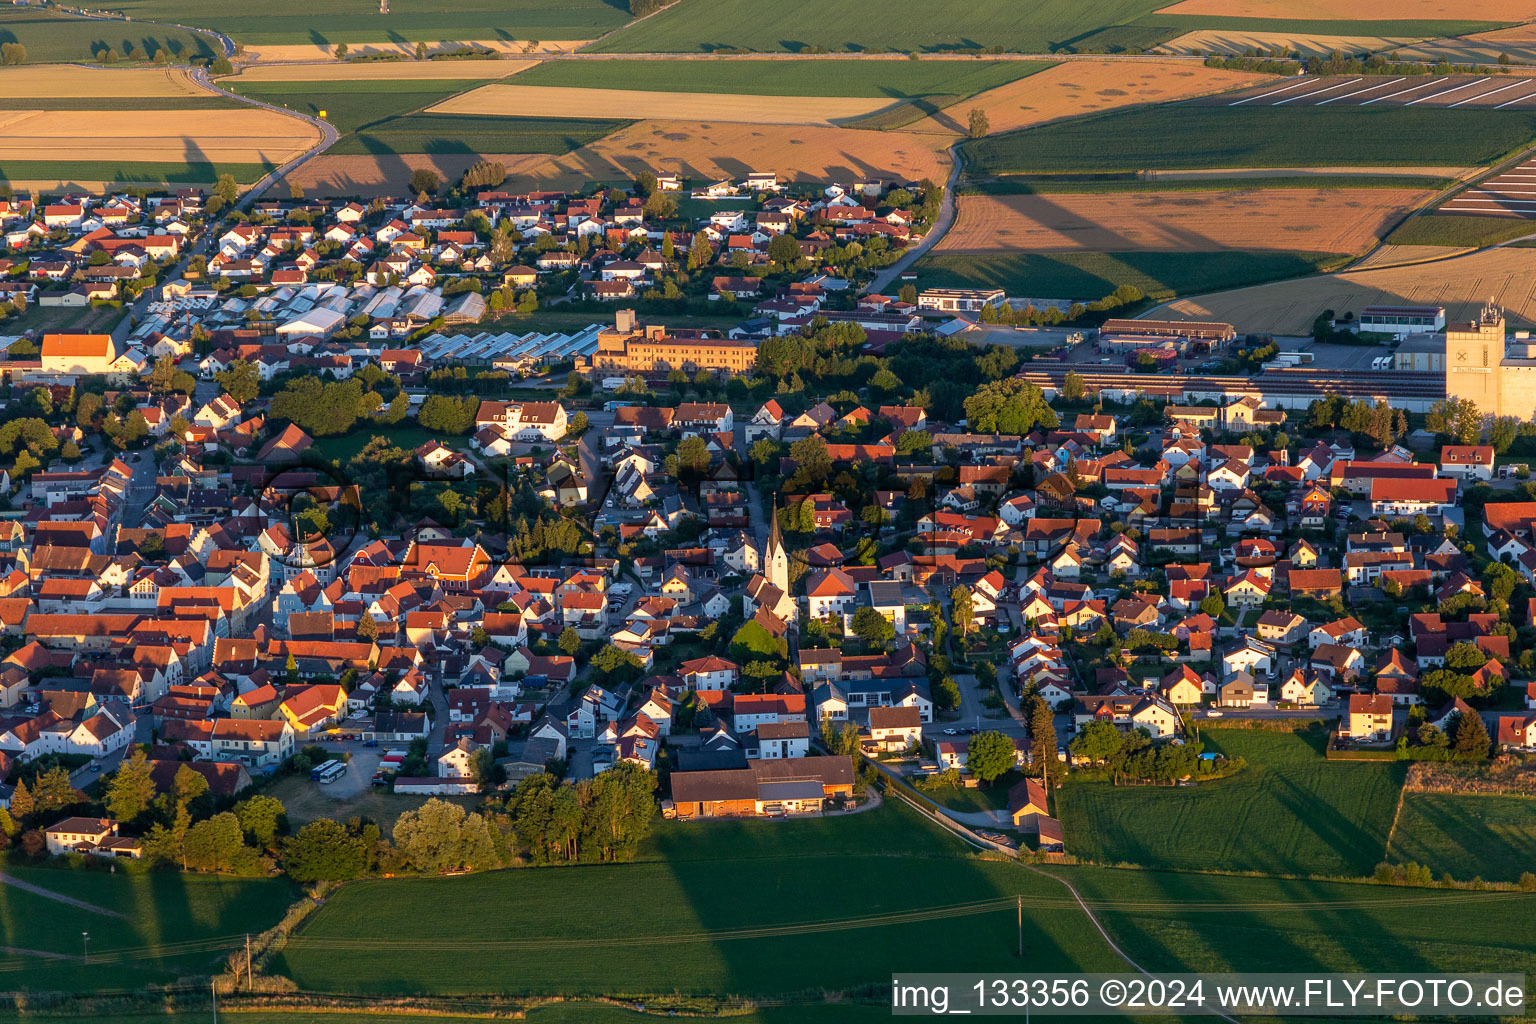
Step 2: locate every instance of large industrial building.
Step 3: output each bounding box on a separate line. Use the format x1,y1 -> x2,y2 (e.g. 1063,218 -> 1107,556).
578,309 -> 757,378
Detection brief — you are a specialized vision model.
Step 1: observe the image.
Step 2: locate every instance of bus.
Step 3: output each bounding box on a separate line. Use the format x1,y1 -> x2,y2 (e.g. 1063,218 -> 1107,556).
318,761 -> 348,785
310,759 -> 340,781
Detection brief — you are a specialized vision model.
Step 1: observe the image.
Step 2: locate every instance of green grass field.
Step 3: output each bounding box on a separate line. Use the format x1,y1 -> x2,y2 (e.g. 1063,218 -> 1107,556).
330,114 -> 627,156
1055,728 -> 1407,877
1385,213 -> 1536,248
510,57 -> 1047,98
312,425 -> 443,464
0,161 -> 274,185
0,1004 -> 898,1024
1386,793 -> 1536,883
279,800 -> 1122,997
911,250 -> 1348,301
0,864 -> 293,993
99,0 -> 630,45
0,9 -> 216,63
593,0 -> 1172,53
963,106 -> 1536,175
228,78 -> 492,135
1056,865 -> 1536,977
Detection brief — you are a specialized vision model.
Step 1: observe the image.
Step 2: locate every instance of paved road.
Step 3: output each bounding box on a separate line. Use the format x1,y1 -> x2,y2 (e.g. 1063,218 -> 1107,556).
190,67 -> 341,207
867,142 -> 964,296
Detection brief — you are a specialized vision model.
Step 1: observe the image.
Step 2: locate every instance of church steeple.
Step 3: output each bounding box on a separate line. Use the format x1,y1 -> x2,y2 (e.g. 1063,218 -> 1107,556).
766,502 -> 788,596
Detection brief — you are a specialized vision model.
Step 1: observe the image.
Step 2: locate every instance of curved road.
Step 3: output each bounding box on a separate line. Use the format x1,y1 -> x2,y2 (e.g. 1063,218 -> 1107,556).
867,142 -> 965,295
189,67 -> 340,206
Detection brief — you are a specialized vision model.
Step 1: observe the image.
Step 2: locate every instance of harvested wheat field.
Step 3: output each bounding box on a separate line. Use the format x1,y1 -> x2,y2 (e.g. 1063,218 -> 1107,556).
1154,0 -> 1536,18
430,84 -> 891,126
0,109 -> 319,164
279,153 -> 535,197
282,121 -> 954,196
232,60 -> 537,82
243,40 -> 585,63
1400,25 -> 1536,64
0,64 -> 209,98
938,188 -> 1431,255
902,61 -> 1270,136
1153,246 -> 1536,332
1156,30 -> 1425,57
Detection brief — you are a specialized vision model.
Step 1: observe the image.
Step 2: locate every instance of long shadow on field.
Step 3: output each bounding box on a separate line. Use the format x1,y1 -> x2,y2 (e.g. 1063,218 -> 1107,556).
653,800 -> 1087,1000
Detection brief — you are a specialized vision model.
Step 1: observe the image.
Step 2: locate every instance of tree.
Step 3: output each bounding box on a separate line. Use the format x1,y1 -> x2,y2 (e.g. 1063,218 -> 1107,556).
7,779 -> 32,821
234,794 -> 286,850
1426,396 -> 1481,445
409,168 -> 442,196
558,626 -> 581,656
0,42 -> 27,65
1444,641 -> 1487,672
283,819 -> 367,882
392,798 -> 500,873
849,606 -> 895,646
214,173 -> 239,207
967,107 -> 990,139
288,181 -> 305,201
967,730 -> 1015,784
935,676 -> 961,711
1199,593 -> 1225,619
418,394 -> 480,434
30,767 -> 80,814
105,751 -> 157,823
1062,371 -> 1086,402
1070,719 -> 1124,763
767,233 -> 801,266
174,762 -> 209,809
334,42 -> 349,58
184,812 -> 252,873
414,40 -> 429,59
962,378 -> 1058,435
687,232 -> 714,270
1029,694 -> 1058,778
822,720 -> 861,756
211,56 -> 233,76
460,160 -> 506,190
674,435 -> 711,477
949,584 -> 974,639
1452,710 -> 1491,759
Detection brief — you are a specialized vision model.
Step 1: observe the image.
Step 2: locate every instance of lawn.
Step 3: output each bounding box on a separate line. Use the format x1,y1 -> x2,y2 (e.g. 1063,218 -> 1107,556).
278,800 -> 1124,997
592,0 -> 1173,53
1385,213 -> 1536,249
0,161 -> 274,186
0,9 -> 216,64
329,114 -> 627,156
228,79 -> 493,135
1,301 -> 127,335
510,58 -> 1047,99
0,864 -> 293,993
267,772 -> 480,830
911,250 -> 1348,302
1385,792 -> 1536,883
1054,727 -> 1408,877
100,0 -> 631,46
1052,865 -> 1536,977
963,105 -> 1536,175
922,770 -> 1021,814
311,425 -> 443,464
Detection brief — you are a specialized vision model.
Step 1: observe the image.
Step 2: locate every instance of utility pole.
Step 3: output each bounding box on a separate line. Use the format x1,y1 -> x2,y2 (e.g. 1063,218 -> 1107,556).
245,933 -> 253,990
81,931 -> 89,964
1016,896 -> 1023,958
211,978 -> 218,1024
